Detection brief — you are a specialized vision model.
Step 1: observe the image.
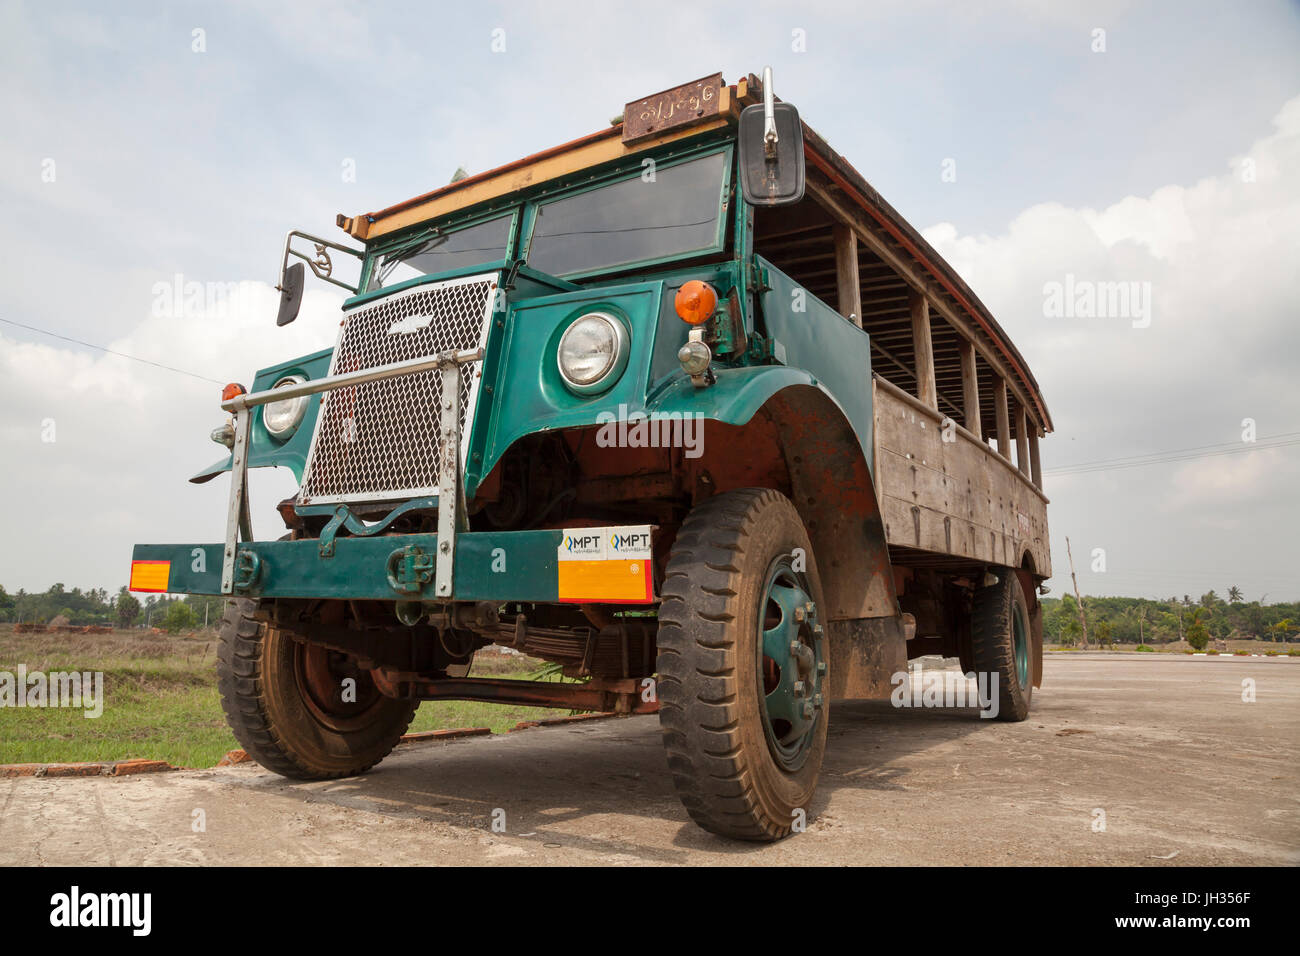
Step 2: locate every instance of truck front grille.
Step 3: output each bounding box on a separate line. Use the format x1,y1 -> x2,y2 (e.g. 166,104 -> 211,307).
297,272 -> 497,505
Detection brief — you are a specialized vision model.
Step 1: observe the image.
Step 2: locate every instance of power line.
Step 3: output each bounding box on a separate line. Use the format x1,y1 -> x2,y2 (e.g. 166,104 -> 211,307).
1048,432 -> 1300,470
0,317 -> 226,386
1045,434 -> 1300,477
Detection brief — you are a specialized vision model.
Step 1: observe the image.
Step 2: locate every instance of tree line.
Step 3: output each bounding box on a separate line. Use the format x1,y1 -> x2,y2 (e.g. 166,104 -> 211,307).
0,583 -> 225,635
2,582 -> 1296,647
1044,589 -> 1297,650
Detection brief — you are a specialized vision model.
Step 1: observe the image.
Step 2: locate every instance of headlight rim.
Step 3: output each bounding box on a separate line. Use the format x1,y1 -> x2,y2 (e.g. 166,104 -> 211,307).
556,310 -> 630,396
262,374 -> 309,439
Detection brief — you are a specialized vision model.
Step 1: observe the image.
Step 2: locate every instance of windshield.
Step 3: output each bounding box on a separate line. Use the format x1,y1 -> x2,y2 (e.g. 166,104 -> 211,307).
526,150 -> 728,278
367,212 -> 513,291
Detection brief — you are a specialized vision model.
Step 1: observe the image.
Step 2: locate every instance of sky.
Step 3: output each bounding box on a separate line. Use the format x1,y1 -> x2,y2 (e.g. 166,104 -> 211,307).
1,0 -> 1298,601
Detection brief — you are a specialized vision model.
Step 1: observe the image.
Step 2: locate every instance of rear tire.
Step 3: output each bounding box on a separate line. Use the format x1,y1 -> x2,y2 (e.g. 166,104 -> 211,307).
656,488 -> 829,841
216,599 -> 417,779
971,569 -> 1033,721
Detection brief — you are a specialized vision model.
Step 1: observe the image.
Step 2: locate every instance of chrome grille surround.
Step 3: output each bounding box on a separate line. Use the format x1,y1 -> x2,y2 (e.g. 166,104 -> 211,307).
296,272 -> 497,505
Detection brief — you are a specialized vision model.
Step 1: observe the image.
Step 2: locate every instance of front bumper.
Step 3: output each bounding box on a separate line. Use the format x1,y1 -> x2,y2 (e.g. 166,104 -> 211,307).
130,525 -> 656,604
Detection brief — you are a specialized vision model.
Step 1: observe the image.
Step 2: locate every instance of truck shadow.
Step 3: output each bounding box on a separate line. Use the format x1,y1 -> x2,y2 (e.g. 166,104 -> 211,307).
234,700 -> 989,862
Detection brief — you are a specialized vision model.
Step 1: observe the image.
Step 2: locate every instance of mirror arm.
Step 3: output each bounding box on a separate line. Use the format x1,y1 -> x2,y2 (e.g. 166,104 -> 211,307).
762,65 -> 778,158
286,247 -> 357,293
277,230 -> 363,296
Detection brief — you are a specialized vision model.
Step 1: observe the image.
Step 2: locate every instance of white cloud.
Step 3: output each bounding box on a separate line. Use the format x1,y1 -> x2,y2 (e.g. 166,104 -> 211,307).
0,284 -> 343,591
922,94 -> 1300,597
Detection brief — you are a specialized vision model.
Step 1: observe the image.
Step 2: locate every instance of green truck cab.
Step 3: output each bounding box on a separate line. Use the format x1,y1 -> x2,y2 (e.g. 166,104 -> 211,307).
131,71 -> 1053,841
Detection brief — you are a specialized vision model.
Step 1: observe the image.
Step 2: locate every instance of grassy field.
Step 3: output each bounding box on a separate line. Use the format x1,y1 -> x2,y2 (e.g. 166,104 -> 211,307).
1046,637 -> 1298,654
0,625 -> 572,768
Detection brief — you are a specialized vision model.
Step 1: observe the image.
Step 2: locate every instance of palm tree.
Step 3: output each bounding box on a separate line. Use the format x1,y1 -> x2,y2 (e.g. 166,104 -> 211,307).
1185,607 -> 1211,651
1228,586 -> 1243,604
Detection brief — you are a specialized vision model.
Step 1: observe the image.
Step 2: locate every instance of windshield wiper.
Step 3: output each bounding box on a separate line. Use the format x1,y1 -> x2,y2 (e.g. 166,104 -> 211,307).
376,230 -> 447,285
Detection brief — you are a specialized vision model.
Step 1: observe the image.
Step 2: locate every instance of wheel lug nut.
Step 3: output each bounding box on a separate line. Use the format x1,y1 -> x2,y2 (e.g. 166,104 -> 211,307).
817,661 -> 827,675
813,694 -> 823,709
793,680 -> 806,697
794,607 -> 806,622
790,640 -> 801,654
802,701 -> 815,719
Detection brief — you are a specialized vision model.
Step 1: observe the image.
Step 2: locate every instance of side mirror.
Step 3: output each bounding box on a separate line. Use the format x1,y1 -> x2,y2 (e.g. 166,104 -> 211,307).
737,93 -> 805,207
276,261 -> 305,327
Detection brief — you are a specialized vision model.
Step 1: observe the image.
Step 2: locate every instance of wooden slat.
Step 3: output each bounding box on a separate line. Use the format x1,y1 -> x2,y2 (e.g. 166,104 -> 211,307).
909,290 -> 936,410
1030,425 -> 1043,490
959,340 -> 981,439
994,377 -> 1011,461
1015,404 -> 1030,477
833,223 -> 862,328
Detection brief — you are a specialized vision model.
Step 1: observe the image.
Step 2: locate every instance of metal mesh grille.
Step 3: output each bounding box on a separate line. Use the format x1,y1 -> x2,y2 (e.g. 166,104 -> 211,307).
297,273 -> 497,504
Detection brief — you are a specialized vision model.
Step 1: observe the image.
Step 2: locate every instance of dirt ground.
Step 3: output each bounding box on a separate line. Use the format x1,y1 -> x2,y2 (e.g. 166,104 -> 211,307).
2,654 -> 1296,866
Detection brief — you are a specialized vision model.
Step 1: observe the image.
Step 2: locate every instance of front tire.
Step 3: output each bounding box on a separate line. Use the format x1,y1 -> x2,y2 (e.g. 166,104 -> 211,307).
216,599 -> 417,779
656,488 -> 829,841
971,569 -> 1033,721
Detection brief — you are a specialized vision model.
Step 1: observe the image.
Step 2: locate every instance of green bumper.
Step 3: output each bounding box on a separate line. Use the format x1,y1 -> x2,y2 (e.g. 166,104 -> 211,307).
130,526 -> 655,604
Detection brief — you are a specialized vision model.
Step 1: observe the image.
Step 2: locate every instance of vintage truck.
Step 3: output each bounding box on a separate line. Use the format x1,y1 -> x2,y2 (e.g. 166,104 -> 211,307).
130,71 -> 1052,841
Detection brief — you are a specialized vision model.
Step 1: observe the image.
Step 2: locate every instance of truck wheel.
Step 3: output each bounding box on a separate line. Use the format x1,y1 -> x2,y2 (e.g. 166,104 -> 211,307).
216,599 -> 417,779
656,488 -> 829,841
971,569 -> 1033,721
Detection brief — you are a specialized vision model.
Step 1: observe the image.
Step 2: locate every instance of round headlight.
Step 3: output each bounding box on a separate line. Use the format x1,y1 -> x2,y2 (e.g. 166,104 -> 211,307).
263,375 -> 308,438
557,312 -> 629,395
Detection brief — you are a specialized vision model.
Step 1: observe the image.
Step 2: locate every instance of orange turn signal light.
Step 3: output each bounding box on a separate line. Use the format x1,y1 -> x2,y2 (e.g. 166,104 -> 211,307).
221,382 -> 246,403
675,280 -> 717,325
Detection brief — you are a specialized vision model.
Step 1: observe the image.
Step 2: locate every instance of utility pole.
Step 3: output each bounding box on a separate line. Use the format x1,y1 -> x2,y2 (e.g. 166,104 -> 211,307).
1065,536 -> 1090,649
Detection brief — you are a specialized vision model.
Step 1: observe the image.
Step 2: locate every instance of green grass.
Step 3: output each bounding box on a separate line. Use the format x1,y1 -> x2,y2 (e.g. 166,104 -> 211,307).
0,626 -> 573,768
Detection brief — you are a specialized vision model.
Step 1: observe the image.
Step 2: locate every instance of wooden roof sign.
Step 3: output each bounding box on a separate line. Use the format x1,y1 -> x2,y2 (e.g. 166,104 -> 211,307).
621,72 -> 724,144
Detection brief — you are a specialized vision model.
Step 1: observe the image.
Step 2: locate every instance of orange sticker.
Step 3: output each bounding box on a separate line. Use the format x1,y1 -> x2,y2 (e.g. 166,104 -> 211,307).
558,559 -> 653,604
129,560 -> 171,593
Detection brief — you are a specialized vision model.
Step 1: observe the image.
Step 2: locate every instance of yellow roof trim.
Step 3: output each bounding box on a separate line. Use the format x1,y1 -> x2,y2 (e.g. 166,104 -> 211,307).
340,86 -> 738,243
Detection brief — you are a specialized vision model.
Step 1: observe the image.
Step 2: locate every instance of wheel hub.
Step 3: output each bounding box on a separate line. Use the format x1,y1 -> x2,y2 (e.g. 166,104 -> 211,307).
1013,602 -> 1029,688
295,642 -> 385,732
757,559 -> 826,770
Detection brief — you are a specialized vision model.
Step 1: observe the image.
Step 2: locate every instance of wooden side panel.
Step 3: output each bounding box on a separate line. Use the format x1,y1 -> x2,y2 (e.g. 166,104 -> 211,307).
874,382 -> 1051,577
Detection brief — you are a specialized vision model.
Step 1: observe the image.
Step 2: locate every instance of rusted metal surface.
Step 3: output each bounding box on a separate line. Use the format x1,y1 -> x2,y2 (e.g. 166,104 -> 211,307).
825,617 -> 908,700
763,387 -> 896,620
622,72 -> 724,144
492,617 -> 656,679
374,673 -> 657,715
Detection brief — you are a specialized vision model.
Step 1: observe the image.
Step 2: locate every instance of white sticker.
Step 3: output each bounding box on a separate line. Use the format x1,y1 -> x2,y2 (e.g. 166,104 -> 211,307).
558,525 -> 652,561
